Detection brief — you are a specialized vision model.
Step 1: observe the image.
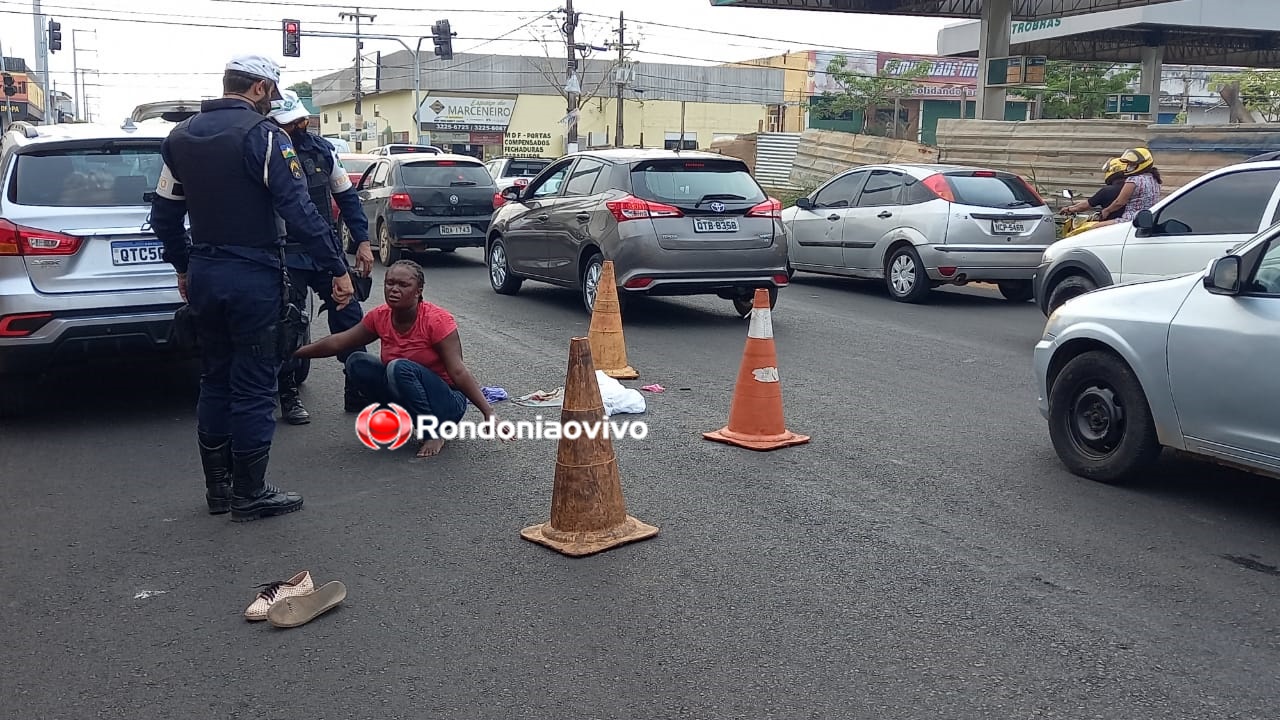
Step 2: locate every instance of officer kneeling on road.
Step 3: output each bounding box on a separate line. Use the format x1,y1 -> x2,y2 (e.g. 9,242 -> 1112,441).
149,54 -> 355,522
266,89 -> 375,425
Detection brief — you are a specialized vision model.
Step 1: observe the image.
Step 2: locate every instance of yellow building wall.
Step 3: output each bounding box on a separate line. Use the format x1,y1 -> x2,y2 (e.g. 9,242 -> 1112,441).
733,52 -> 811,132
316,91 -> 772,157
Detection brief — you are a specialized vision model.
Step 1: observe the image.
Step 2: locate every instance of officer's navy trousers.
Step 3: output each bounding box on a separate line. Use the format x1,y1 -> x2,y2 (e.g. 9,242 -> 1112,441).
279,266 -> 366,382
187,252 -> 282,454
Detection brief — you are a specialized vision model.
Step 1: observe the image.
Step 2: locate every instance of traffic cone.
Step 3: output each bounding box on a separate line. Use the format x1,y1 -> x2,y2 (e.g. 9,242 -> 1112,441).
703,288 -> 810,451
587,260 -> 639,380
521,336 -> 659,557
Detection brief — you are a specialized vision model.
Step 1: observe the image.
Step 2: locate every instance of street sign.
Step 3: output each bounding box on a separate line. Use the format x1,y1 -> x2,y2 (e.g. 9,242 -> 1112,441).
1105,94 -> 1152,114
985,55 -> 1048,87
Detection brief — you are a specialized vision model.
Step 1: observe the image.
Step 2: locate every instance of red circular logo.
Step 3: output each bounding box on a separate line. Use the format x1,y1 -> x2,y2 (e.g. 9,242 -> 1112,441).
354,403 -> 413,450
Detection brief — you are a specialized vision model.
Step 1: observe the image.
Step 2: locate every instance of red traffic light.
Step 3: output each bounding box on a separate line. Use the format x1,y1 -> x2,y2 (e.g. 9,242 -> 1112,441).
286,22 -> 298,32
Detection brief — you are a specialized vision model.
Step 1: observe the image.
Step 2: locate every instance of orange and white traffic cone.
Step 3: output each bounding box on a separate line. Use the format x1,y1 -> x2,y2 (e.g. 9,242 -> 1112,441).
587,260 -> 639,380
703,288 -> 809,451
521,336 -> 659,557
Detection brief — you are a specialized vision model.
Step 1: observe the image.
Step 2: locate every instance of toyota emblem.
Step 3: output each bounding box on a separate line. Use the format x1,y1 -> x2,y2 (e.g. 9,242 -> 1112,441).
709,201 -> 725,213
449,194 -> 459,204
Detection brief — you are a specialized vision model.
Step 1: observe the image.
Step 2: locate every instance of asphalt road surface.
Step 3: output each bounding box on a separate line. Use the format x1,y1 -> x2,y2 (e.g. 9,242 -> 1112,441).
5,248 -> 1280,719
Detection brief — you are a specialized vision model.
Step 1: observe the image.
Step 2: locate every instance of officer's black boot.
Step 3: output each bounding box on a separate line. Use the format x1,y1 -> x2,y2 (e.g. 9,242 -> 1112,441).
279,371 -> 310,425
198,432 -> 233,515
343,370 -> 368,413
229,447 -> 304,523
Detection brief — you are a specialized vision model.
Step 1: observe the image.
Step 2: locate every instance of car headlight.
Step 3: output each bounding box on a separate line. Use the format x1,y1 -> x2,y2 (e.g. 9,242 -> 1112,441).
1042,307 -> 1067,339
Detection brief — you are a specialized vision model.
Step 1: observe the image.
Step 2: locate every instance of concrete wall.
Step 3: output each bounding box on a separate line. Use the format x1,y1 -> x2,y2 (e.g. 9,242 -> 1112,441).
787,129 -> 940,190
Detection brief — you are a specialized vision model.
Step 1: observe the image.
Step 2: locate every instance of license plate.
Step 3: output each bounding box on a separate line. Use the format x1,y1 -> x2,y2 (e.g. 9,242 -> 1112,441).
111,240 -> 165,265
693,218 -> 740,233
993,220 -> 1026,234
440,224 -> 472,236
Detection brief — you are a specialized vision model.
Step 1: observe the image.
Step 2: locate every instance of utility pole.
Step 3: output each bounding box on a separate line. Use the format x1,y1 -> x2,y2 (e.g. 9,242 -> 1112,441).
0,38 -> 13,131
339,7 -> 375,122
609,12 -> 640,148
563,0 -> 579,153
34,0 -> 51,124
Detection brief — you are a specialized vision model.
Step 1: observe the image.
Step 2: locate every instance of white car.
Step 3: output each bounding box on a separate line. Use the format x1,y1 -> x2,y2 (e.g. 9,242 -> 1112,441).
1032,159 -> 1280,316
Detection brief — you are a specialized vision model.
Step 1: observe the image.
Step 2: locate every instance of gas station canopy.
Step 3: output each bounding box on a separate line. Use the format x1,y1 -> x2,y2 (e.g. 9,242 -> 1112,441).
936,0 -> 1280,66
709,0 -> 1182,22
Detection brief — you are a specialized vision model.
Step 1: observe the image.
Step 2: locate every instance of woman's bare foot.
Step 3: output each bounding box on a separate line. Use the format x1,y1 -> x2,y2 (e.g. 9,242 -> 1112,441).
416,438 -> 446,457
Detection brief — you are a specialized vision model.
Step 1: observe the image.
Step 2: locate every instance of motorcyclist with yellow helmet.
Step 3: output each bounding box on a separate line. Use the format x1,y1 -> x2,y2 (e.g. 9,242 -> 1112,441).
1096,146 -> 1163,226
1061,156 -> 1129,221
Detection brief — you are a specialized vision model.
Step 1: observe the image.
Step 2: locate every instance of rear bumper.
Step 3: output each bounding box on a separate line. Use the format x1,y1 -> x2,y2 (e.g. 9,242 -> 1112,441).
0,305 -> 191,375
387,215 -> 491,248
616,269 -> 789,298
919,243 -> 1051,282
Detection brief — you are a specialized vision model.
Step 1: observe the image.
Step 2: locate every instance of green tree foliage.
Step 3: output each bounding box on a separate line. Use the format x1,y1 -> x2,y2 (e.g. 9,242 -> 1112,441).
287,81 -> 312,98
1208,69 -> 1280,122
1013,61 -> 1140,119
812,55 -> 933,133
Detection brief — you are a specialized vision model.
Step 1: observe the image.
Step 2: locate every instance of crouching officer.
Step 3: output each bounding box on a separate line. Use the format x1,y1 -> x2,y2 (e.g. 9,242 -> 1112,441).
149,54 -> 355,522
267,89 -> 375,424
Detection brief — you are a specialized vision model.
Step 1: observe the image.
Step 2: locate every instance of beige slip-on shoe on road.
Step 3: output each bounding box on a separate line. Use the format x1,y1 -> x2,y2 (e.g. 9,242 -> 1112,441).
244,571 -> 314,621
267,580 -> 347,628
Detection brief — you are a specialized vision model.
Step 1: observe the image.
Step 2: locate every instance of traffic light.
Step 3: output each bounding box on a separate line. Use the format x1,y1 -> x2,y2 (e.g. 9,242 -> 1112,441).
2,74 -> 16,97
282,19 -> 301,58
432,19 -> 454,60
47,20 -> 62,53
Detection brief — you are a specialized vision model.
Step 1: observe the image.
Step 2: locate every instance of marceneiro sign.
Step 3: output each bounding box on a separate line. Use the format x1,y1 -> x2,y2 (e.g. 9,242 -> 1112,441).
418,96 -> 516,132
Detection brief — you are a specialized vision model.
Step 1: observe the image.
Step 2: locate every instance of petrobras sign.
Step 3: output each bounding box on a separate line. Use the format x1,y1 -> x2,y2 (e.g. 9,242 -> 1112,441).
418,96 -> 516,133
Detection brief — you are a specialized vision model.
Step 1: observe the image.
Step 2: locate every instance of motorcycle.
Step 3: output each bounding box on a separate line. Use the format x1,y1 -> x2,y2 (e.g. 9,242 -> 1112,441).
1056,189 -> 1105,239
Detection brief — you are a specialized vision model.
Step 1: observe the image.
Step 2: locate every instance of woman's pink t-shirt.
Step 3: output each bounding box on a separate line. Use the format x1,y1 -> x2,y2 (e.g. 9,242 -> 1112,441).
361,301 -> 459,386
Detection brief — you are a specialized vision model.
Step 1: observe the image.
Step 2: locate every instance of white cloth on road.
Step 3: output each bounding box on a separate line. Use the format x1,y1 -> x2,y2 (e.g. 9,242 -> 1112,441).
597,371 -> 646,418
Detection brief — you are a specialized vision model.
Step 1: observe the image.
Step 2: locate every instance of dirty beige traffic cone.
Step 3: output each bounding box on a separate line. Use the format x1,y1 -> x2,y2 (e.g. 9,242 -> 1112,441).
521,336 -> 658,557
587,260 -> 639,380
704,288 -> 810,451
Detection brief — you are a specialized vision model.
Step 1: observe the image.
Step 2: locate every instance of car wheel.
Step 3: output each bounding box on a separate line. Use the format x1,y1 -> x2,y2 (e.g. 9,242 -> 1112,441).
1047,350 -> 1161,484
377,222 -> 401,266
997,280 -> 1034,303
488,239 -> 522,295
582,252 -> 606,315
885,244 -> 931,303
1045,274 -> 1097,315
732,287 -> 778,317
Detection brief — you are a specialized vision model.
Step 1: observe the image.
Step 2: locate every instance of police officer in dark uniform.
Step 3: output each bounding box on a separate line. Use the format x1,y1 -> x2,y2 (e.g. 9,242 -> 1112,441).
266,89 -> 374,424
149,55 -> 355,522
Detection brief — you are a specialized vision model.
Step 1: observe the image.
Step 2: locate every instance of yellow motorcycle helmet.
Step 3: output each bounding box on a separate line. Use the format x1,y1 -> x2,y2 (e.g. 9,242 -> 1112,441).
1102,157 -> 1127,183
1120,147 -> 1155,174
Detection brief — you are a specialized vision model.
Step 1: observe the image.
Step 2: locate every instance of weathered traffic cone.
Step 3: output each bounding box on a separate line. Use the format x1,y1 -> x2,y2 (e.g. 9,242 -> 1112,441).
521,336 -> 659,557
587,260 -> 639,380
703,288 -> 810,451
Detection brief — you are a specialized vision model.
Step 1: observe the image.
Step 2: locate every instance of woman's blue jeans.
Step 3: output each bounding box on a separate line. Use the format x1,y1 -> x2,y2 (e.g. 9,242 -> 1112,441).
344,352 -> 468,437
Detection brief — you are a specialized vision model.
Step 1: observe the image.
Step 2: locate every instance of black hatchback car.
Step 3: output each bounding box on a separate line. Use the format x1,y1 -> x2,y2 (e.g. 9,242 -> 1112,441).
354,153 -> 500,264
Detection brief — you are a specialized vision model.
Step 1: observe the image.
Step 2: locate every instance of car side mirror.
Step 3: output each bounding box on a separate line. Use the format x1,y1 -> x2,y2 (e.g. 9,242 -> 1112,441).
1061,189 -> 1073,199
1204,255 -> 1242,295
501,186 -> 523,202
794,196 -> 813,210
1133,209 -> 1155,230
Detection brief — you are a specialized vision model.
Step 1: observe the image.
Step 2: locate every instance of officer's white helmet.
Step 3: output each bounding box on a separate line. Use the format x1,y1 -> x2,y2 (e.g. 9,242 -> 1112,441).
269,89 -> 311,125
226,54 -> 282,84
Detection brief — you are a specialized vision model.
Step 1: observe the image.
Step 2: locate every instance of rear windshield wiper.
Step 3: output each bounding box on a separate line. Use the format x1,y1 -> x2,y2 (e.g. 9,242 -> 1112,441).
695,193 -> 746,207
449,181 -> 478,186
1002,201 -> 1031,208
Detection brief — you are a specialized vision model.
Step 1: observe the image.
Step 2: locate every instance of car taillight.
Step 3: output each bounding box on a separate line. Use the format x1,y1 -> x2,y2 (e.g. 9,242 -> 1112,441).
605,195 -> 683,222
624,276 -> 652,289
0,311 -> 53,337
747,197 -> 782,219
0,219 -> 83,256
389,193 -> 413,211
772,273 -> 789,286
921,174 -> 956,203
493,192 -> 506,209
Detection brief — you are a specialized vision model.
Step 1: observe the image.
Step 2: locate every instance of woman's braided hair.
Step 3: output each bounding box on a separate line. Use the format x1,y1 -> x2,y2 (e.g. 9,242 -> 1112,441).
389,259 -> 425,301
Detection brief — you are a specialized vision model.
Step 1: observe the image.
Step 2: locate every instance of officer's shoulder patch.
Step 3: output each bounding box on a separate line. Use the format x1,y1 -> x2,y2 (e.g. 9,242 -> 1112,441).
289,158 -> 303,180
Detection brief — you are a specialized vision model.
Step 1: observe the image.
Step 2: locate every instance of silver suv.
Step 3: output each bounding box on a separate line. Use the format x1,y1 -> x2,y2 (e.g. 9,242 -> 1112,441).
0,103 -> 197,416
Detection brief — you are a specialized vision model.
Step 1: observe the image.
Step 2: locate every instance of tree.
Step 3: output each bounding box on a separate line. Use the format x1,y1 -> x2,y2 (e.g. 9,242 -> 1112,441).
288,81 -> 312,98
811,55 -> 933,135
1012,61 -> 1140,119
1208,69 -> 1280,122
525,30 -> 617,116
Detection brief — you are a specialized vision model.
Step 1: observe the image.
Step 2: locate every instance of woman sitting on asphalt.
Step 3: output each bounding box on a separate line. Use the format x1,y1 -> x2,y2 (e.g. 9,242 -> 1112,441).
295,259 -> 498,458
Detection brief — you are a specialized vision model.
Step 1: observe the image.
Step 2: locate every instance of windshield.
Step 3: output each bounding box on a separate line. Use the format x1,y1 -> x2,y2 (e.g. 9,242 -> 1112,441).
341,157 -> 375,176
504,160 -> 551,177
13,144 -> 164,207
944,172 -> 1044,208
629,159 -> 765,208
399,161 -> 494,187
